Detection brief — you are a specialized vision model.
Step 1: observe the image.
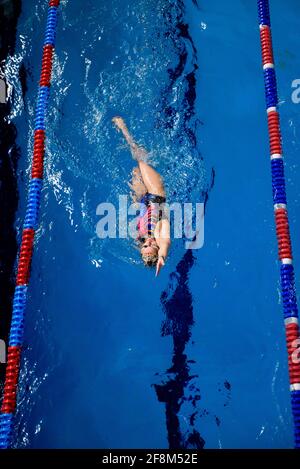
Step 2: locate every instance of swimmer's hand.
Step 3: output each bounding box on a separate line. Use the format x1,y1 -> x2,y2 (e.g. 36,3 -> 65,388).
156,256 -> 165,277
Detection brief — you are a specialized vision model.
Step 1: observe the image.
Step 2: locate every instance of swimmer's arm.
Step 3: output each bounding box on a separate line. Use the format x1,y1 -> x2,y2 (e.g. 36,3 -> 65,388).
158,239 -> 170,259
155,239 -> 170,277
157,217 -> 170,243
156,219 -> 171,276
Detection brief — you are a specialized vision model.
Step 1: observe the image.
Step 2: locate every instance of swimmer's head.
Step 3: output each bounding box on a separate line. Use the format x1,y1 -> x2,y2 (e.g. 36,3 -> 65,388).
140,238 -> 159,267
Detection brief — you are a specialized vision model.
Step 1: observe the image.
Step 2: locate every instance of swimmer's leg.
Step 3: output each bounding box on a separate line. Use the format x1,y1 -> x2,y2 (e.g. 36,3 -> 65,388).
112,116 -> 148,160
137,161 -> 165,197
129,167 -> 147,203
112,116 -> 165,197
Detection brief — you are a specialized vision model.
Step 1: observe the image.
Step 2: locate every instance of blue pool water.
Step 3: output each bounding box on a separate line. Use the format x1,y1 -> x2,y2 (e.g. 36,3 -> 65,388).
5,0 -> 300,448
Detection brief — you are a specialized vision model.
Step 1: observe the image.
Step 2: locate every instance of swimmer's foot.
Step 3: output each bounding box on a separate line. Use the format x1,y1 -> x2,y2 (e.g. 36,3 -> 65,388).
112,116 -> 126,132
112,116 -> 128,135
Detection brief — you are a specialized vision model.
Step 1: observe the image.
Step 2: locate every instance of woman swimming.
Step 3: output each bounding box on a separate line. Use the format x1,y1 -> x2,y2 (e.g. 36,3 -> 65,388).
112,116 -> 171,276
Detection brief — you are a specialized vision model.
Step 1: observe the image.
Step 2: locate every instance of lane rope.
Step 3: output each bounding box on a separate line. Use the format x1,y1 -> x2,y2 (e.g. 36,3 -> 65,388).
257,0 -> 300,448
0,0 -> 61,449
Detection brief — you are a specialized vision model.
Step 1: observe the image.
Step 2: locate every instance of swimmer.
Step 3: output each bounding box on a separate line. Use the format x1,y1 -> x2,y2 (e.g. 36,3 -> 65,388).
112,116 -> 170,276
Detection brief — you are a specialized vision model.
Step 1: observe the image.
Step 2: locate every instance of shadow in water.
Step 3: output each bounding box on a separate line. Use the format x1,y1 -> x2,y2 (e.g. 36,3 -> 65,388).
151,2 -> 205,449
153,249 -> 205,449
